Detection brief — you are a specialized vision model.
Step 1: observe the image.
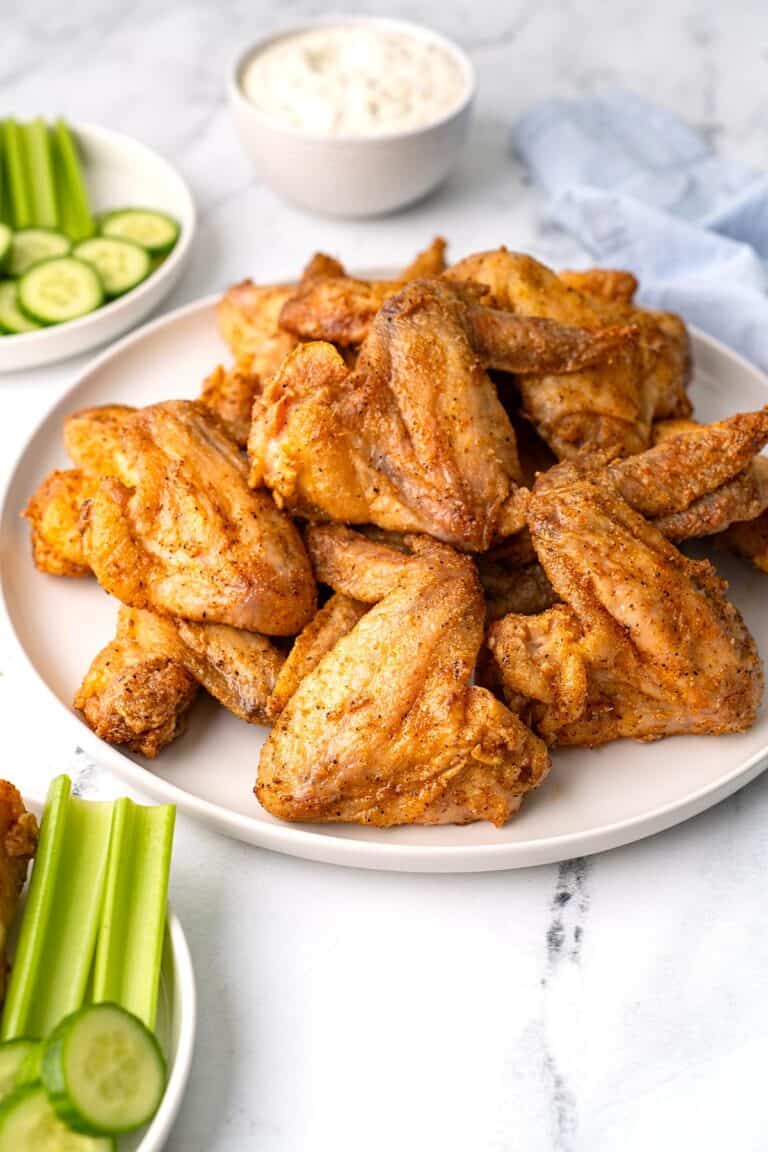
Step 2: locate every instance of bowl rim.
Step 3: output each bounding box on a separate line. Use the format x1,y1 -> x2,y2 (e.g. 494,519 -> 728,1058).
0,121 -> 196,351
228,15 -> 476,145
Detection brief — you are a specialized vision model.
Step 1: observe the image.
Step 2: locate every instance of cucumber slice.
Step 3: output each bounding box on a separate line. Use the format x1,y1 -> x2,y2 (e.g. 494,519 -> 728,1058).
8,229 -> 71,277
0,224 -> 11,274
0,281 -> 41,334
41,1003 -> 166,1136
18,258 -> 103,325
99,209 -> 179,257
14,1043 -> 43,1089
73,237 -> 149,298
0,1041 -> 40,1101
0,1085 -> 114,1151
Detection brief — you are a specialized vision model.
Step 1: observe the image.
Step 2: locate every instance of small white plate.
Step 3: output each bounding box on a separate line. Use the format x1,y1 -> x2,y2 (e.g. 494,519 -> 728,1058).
21,793 -> 196,1151
2,292 -> 768,872
0,124 -> 195,373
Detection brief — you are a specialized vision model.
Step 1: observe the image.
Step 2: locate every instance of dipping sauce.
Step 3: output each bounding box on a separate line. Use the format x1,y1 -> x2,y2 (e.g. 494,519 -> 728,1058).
240,24 -> 469,138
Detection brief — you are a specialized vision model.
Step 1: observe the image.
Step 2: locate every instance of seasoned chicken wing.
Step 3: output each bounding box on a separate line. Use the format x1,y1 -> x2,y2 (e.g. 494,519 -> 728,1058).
0,783 -> 38,1003
718,512 -> 768,572
250,278 -> 633,551
80,400 -> 316,634
199,363 -> 262,447
23,469 -> 95,576
257,532 -> 550,826
75,607 -> 199,758
174,618 -> 284,724
63,404 -> 136,476
487,474 -> 762,746
216,280 -> 297,379
446,250 -> 691,459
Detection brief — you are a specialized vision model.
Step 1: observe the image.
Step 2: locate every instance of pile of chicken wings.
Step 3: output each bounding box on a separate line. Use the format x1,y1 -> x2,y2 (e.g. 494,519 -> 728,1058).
24,239 -> 768,827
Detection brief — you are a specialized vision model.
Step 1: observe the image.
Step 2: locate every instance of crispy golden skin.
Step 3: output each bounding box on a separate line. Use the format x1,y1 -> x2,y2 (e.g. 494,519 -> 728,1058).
250,278 -> 632,551
174,618 -> 284,724
0,783 -> 38,1003
80,400 -> 316,635
257,533 -> 550,826
536,408 -> 768,541
267,593 -> 367,718
487,475 -> 762,746
199,363 -> 262,447
216,281 -> 297,379
75,607 -> 199,758
559,268 -> 639,304
306,524 -> 414,601
23,469 -> 95,576
718,512 -> 768,572
63,405 -> 136,476
446,250 -> 691,459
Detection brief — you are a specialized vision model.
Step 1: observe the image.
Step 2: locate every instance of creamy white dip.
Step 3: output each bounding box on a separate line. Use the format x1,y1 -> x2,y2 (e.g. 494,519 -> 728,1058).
240,24 -> 468,138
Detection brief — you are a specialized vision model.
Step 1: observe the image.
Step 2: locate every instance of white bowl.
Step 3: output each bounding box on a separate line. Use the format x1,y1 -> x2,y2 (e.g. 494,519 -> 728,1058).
0,124 -> 196,373
22,793 -> 197,1150
228,18 -> 475,217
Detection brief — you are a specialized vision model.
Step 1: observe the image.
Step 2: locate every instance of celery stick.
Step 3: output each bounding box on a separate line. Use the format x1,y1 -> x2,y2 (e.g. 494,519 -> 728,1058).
53,120 -> 93,241
93,799 -> 175,1030
3,120 -> 31,229
1,777 -> 114,1041
25,119 -> 58,228
0,125 -> 7,226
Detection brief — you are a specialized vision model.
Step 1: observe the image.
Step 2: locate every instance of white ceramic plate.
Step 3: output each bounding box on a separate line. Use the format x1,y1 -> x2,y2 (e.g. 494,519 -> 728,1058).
2,296 -> 768,872
19,794 -> 196,1150
0,124 -> 195,373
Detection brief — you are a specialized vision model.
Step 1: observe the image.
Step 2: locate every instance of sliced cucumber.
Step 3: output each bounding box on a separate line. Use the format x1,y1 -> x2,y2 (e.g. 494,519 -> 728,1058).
73,237 -> 149,298
0,224 -> 11,274
0,1085 -> 114,1151
42,1003 -> 166,1136
0,281 -> 41,334
8,228 -> 71,277
99,209 -> 179,257
14,1043 -> 43,1088
18,258 -> 103,325
0,1040 -> 40,1101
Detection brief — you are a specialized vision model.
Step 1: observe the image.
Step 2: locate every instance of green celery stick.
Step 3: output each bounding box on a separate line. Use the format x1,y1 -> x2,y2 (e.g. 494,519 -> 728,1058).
25,119 -> 58,228
1,776 -> 114,1041
0,123 -> 6,225
52,119 -> 93,241
93,798 -> 175,1030
3,120 -> 32,229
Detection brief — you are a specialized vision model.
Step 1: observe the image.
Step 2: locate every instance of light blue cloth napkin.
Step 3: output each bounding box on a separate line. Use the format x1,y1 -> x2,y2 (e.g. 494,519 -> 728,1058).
513,89 -> 768,370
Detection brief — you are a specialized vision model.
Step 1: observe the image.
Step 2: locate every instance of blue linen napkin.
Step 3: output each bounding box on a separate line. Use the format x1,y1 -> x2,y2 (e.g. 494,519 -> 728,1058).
513,89 -> 768,370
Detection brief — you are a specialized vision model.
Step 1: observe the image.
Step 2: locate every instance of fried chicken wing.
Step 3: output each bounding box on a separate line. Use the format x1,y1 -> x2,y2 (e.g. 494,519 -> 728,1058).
199,363 -> 262,447
23,469 -> 95,576
267,592 -> 367,718
257,533 -> 550,826
559,268 -> 639,304
81,400 -> 316,634
487,475 -> 762,745
717,513 -> 768,572
174,618 -> 284,724
216,280 -> 297,379
250,279 -> 632,550
63,405 -> 136,476
75,606 -> 199,758
446,250 -> 691,459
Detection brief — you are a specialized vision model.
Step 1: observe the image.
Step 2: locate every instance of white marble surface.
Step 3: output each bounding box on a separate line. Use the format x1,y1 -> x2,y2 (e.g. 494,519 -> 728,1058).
2,1 -> 768,1149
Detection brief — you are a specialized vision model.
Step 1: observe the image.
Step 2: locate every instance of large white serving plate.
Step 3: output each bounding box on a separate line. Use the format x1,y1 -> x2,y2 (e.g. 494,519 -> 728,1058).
20,795 -> 196,1150
0,123 -> 195,373
3,296 -> 768,872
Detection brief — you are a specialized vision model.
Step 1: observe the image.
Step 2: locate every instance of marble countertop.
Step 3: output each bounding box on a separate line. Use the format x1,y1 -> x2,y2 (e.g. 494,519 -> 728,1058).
3,1 -> 768,1149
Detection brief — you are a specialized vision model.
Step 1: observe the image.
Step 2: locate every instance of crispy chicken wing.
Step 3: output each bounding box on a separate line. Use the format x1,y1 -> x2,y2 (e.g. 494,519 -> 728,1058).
80,400 -> 316,634
75,607 -> 199,758
717,513 -> 768,572
216,280 -> 297,379
487,474 -> 762,745
174,618 -> 284,724
257,532 -> 550,826
199,363 -> 262,447
0,783 -> 38,1003
446,250 -> 691,459
23,469 -> 95,576
63,405 -> 136,476
250,279 -> 632,551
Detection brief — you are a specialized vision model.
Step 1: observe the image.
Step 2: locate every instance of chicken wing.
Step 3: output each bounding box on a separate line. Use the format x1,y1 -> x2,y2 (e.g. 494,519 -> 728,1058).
487,474 -> 762,746
80,400 -> 316,634
75,606 -> 199,758
63,404 -> 136,476
0,783 -> 38,1003
174,617 -> 284,724
216,280 -> 297,379
446,249 -> 691,459
23,469 -> 95,576
249,279 -> 633,551
257,532 -> 550,826
199,363 -> 261,447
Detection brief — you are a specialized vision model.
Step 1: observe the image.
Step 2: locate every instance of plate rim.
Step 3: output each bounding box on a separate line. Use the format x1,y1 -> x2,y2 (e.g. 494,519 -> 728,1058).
3,292 -> 768,872
22,793 -> 197,1149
